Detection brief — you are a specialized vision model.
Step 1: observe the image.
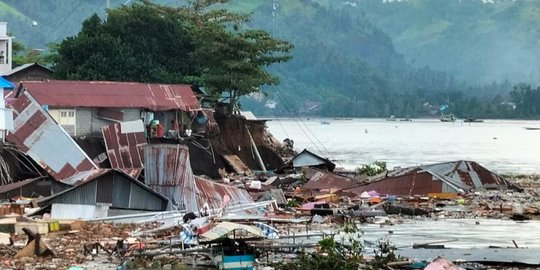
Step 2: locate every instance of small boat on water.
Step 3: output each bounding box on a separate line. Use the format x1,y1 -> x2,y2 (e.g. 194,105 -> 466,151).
524,127 -> 540,131
399,118 -> 412,122
440,114 -> 457,122
463,117 -> 484,123
386,115 -> 396,121
321,120 -> 331,125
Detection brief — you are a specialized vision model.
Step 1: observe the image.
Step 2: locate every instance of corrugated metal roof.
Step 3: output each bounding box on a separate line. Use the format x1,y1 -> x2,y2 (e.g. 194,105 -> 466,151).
302,168 -> 356,192
144,144 -> 253,212
144,144 -> 195,208
18,80 -> 201,112
102,121 -> 146,169
2,63 -> 53,76
60,168 -> 142,186
40,169 -> 168,211
344,160 -> 518,196
193,176 -> 254,212
6,91 -> 99,180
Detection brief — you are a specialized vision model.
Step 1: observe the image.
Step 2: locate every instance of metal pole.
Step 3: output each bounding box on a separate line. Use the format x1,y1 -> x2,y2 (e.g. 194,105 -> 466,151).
245,125 -> 267,171
105,0 -> 111,9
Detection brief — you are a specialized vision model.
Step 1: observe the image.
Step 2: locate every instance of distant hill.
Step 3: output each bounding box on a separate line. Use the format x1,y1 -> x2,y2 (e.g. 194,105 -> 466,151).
0,0 -> 536,118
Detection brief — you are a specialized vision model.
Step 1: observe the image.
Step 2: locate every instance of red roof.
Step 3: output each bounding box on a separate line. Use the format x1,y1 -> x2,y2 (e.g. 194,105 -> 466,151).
17,80 -> 200,111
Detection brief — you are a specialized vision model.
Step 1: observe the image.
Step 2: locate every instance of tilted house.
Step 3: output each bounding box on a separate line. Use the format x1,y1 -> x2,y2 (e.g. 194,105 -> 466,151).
278,149 -> 336,173
15,80 -> 202,137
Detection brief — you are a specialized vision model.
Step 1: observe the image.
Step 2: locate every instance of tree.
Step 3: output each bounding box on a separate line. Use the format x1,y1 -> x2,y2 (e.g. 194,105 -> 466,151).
53,0 -> 292,112
182,0 -> 292,112
54,4 -> 197,83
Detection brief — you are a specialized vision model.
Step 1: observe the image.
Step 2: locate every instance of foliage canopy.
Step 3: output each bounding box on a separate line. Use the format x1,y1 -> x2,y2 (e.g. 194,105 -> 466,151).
53,0 -> 292,109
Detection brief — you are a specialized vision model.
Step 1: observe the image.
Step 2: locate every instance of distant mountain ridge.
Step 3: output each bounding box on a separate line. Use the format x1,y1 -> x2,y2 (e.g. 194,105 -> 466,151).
1,0 -> 536,118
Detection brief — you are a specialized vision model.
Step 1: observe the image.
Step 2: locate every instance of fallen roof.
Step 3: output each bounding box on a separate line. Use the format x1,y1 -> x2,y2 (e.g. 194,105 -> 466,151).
302,168 -> 357,192
201,221 -> 264,242
193,176 -> 254,212
17,80 -> 201,112
144,144 -> 254,212
6,91 -> 99,180
345,160 -> 518,196
102,120 -> 146,169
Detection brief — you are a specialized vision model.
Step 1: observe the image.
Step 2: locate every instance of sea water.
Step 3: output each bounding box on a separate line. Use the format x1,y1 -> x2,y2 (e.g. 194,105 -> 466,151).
266,118 -> 540,174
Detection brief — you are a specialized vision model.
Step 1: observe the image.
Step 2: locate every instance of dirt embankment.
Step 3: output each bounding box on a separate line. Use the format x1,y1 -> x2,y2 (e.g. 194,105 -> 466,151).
189,115 -> 286,179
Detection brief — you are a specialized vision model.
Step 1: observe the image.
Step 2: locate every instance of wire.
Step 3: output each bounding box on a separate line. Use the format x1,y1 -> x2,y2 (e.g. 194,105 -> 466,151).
49,0 -> 87,38
268,85 -> 345,169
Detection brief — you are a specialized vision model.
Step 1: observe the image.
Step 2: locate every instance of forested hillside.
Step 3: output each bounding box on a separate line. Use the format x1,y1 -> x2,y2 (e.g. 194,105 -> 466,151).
1,0 -> 539,118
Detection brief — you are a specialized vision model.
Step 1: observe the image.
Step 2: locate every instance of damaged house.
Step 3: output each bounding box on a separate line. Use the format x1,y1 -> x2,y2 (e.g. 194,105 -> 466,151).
345,160 -> 520,196
15,80 -> 204,137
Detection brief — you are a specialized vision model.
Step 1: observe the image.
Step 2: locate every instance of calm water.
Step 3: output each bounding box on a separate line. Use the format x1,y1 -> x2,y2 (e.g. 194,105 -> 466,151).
266,118 -> 540,174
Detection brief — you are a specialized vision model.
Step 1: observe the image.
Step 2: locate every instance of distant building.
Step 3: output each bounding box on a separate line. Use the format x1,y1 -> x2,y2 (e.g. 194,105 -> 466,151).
15,80 -> 203,137
279,149 -> 336,172
3,63 -> 54,83
0,22 -> 13,76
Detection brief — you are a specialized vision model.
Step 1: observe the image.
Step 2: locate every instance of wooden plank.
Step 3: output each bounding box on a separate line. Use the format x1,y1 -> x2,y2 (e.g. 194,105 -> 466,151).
222,155 -> 252,175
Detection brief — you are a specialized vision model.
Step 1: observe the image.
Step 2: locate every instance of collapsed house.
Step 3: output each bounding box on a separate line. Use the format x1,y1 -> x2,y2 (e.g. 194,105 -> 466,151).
2,78 -> 264,217
345,160 -> 520,196
37,169 -> 171,219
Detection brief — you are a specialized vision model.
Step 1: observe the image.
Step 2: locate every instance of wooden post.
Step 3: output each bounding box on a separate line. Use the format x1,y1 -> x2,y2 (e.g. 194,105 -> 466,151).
34,233 -> 40,256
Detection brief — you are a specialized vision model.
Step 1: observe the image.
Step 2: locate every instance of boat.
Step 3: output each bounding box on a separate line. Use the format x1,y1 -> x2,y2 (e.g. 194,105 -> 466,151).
321,120 -> 331,125
440,113 -> 457,122
386,115 -> 396,121
524,127 -> 540,131
399,118 -> 412,122
463,117 -> 484,123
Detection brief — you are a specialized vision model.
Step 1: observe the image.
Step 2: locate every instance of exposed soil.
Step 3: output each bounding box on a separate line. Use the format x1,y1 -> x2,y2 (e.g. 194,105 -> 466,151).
189,114 -> 286,179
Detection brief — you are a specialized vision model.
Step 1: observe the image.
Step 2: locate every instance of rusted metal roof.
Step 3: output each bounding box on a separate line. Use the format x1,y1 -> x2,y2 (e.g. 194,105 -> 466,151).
193,176 -> 254,212
144,144 -> 253,212
6,92 -> 99,180
344,161 -> 518,196
102,121 -> 146,169
144,144 -> 196,209
302,168 -> 357,192
17,80 -> 201,111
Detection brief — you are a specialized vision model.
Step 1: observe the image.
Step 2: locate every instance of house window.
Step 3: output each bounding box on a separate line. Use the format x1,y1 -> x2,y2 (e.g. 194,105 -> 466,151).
58,109 -> 76,126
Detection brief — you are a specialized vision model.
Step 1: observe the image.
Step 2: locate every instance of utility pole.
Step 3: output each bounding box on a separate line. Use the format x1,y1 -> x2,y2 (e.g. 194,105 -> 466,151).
105,0 -> 111,9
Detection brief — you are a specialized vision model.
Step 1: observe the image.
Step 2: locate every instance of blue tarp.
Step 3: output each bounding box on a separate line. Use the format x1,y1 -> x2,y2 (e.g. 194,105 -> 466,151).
0,77 -> 14,89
